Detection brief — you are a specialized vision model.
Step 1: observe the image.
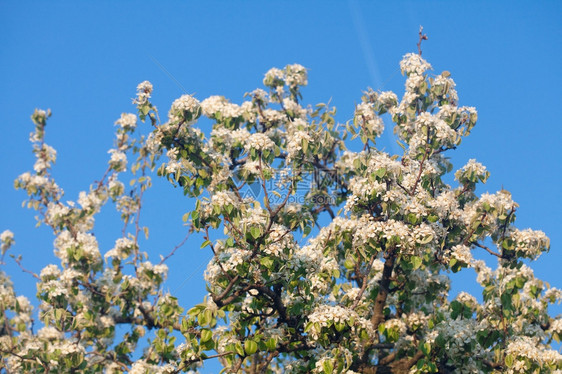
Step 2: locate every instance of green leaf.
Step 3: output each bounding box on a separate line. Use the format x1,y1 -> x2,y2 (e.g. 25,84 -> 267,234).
235,342 -> 245,356
411,256 -> 422,270
435,334 -> 445,348
418,234 -> 433,244
505,354 -> 514,368
502,239 -> 514,250
427,214 -> 439,223
266,337 -> 277,351
260,256 -> 274,269
501,292 -> 512,309
140,104 -> 150,116
322,360 -> 334,374
181,318 -> 191,333
200,240 -> 211,249
250,226 -> 261,239
200,329 -> 213,343
244,340 -> 258,355
199,309 -> 213,326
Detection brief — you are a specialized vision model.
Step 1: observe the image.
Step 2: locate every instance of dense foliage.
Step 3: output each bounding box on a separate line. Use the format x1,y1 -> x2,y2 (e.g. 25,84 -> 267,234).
1,51 -> 561,373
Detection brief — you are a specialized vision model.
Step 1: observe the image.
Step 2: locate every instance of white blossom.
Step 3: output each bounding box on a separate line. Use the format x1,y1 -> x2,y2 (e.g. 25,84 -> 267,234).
108,149 -> 127,171
168,94 -> 201,123
133,80 -> 153,105
115,113 -> 137,130
0,230 -> 14,252
400,53 -> 432,75
245,133 -> 275,153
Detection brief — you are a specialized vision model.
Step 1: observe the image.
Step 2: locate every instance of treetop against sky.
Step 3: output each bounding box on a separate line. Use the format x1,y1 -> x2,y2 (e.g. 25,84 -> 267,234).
0,1 -> 561,373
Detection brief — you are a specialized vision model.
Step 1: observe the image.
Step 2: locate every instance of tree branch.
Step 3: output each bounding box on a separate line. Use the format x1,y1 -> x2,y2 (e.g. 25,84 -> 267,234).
417,26 -> 428,56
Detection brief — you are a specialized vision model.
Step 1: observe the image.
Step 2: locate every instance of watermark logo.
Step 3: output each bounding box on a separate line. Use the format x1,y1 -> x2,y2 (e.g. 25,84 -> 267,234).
233,167 -> 340,206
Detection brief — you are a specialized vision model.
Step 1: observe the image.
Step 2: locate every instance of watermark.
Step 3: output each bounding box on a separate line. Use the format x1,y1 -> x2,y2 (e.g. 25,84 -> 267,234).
233,167 -> 341,206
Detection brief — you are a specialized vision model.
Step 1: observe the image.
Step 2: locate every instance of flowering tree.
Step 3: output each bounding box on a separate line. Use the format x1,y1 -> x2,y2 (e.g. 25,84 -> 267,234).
1,49 -> 561,374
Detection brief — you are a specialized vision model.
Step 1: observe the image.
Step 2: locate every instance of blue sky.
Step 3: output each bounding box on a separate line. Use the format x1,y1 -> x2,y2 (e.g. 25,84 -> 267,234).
1,0 -> 561,368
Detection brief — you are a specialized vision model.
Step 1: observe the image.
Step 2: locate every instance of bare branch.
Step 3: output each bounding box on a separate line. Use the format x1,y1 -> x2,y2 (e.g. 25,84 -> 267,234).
417,26 -> 428,56
12,255 -> 40,280
159,224 -> 194,265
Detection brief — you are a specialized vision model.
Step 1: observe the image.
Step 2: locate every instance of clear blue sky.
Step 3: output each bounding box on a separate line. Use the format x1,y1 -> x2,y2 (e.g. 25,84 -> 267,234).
1,0 -> 561,368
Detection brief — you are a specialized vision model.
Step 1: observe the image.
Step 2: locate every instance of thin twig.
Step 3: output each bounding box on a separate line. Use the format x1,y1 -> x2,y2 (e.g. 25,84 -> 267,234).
351,254 -> 377,310
204,226 -> 232,280
13,255 -> 40,280
417,26 -> 428,56
159,224 -> 194,265
473,241 -> 505,259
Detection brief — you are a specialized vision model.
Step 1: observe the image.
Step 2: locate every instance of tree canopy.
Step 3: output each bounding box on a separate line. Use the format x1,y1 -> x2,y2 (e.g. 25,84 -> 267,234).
1,49 -> 561,374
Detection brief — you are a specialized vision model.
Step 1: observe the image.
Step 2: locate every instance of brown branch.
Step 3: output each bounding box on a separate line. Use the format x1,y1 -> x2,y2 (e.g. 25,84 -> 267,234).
258,157 -> 272,214
254,285 -> 293,325
223,216 -> 247,242
258,351 -> 277,372
174,351 -> 235,374
212,275 -> 241,306
410,137 -> 431,196
159,224 -> 194,265
462,212 -> 487,245
204,226 -> 233,281
374,349 -> 424,373
132,163 -> 150,267
351,254 -> 377,310
417,26 -> 428,56
472,241 -> 505,259
232,356 -> 245,373
0,348 -> 50,372
12,255 -> 40,280
370,247 -> 396,329
483,359 -> 503,369
395,181 -> 410,195
112,306 -> 189,334
372,343 -> 394,349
